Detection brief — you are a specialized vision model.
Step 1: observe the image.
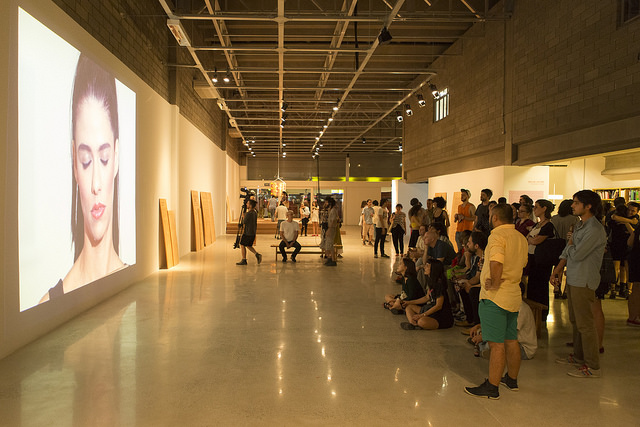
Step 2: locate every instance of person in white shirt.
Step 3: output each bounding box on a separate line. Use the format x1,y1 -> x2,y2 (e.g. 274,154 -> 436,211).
373,199 -> 389,258
275,202 -> 289,238
279,210 -> 301,262
470,299 -> 538,361
300,202 -> 310,236
268,196 -> 278,222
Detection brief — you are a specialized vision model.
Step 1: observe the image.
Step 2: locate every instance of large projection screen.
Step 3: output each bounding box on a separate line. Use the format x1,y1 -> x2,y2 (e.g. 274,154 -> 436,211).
18,8 -> 136,312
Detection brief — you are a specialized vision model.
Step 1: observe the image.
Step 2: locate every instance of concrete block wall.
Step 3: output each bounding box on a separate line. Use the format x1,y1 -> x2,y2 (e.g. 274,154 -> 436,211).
404,0 -> 640,182
511,0 -> 640,163
404,12 -> 507,182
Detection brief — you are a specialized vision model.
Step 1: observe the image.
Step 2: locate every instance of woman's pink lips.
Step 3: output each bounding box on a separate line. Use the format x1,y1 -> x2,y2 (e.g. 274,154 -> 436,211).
91,203 -> 105,219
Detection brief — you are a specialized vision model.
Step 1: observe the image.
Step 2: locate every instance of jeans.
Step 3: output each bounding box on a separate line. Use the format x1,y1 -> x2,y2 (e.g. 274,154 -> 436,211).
269,207 -> 276,221
275,220 -> 284,238
279,240 -> 302,260
301,218 -> 309,236
374,227 -> 387,255
391,225 -> 405,254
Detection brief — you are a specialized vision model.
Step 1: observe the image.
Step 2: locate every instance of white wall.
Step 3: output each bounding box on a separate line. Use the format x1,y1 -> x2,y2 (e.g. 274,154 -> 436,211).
393,180 -> 429,212
0,0 -> 237,359
428,166 -> 506,208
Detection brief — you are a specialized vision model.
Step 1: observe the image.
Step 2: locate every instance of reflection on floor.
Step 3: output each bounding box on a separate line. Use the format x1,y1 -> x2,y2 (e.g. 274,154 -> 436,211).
0,226 -> 639,425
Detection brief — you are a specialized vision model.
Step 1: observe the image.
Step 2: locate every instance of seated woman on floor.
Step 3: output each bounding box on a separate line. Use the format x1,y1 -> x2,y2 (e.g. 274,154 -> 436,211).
383,258 -> 425,314
401,259 -> 454,330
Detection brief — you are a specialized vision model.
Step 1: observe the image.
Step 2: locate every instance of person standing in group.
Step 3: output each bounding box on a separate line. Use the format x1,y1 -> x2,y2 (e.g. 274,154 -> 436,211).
390,203 -> 407,256
322,197 -> 339,266
624,218 -> 640,326
236,199 -> 263,266
268,195 -> 278,221
465,203 -> 528,399
310,201 -> 320,236
474,189 -> 493,236
373,199 -> 389,258
300,201 -> 310,237
408,198 -> 425,248
525,199 -> 557,321
359,200 -> 366,240
362,199 -> 375,246
431,197 -> 450,237
279,210 -> 301,262
274,201 -> 288,239
552,190 -> 607,378
455,189 -> 476,252
551,199 -> 580,298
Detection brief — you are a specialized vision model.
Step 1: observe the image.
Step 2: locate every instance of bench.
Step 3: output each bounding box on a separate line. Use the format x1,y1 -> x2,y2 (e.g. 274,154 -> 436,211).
270,244 -> 343,261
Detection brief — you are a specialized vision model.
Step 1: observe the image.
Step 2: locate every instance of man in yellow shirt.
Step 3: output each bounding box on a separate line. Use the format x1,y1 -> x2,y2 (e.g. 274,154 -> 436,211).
465,203 -> 528,399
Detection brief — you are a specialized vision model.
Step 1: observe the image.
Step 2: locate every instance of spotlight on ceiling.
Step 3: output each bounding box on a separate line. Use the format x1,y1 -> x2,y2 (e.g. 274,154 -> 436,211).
332,100 -> 339,112
223,69 -> 231,83
417,94 -> 426,107
280,122 -> 285,129
396,111 -> 403,123
362,138 -> 366,144
252,152 -> 256,157
315,137 -> 320,141
398,144 -> 403,152
319,143 -> 323,147
282,143 -> 286,147
378,26 -> 392,45
281,102 -> 288,112
328,117 -> 334,122
428,82 -> 438,98
212,67 -> 218,84
404,104 -> 413,116
281,113 -> 287,122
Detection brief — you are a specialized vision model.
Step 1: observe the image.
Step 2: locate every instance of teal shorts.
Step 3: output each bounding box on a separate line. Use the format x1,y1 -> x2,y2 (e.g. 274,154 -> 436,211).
478,299 -> 518,343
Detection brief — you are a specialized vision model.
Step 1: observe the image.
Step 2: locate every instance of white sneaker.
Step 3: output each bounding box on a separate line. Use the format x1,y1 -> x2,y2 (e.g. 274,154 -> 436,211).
567,364 -> 601,378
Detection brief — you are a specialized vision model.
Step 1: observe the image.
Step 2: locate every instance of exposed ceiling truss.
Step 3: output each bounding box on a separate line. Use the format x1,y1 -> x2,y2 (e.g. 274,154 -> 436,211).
160,0 -> 507,156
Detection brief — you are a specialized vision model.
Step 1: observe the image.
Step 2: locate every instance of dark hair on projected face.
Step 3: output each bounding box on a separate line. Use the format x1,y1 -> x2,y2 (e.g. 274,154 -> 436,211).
71,54 -> 120,261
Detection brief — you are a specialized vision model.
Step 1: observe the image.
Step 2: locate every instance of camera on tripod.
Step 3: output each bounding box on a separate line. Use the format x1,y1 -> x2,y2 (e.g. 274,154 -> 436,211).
234,187 -> 256,249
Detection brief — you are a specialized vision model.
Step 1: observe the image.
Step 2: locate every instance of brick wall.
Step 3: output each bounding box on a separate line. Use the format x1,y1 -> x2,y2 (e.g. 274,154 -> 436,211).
51,0 -> 239,156
404,0 -> 640,182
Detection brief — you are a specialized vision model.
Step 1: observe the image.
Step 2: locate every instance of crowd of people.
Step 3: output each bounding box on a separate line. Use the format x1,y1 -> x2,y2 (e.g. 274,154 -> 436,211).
375,188 -> 640,399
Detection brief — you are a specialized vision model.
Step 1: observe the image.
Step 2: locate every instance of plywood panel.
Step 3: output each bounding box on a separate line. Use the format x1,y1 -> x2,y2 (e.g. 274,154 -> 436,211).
168,210 -> 179,266
159,199 -> 174,269
191,190 -> 204,251
200,192 -> 216,246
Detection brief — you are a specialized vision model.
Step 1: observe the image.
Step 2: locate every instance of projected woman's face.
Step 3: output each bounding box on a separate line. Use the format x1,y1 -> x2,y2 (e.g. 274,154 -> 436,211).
73,97 -> 119,245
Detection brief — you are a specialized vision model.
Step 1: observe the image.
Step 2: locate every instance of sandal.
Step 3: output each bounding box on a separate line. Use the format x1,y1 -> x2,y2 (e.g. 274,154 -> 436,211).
390,308 -> 405,315
400,322 -> 422,330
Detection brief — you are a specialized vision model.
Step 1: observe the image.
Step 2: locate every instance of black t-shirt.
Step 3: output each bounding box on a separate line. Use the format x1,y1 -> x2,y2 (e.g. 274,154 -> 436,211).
475,204 -> 490,234
243,210 -> 258,235
403,275 -> 426,301
538,221 -> 555,239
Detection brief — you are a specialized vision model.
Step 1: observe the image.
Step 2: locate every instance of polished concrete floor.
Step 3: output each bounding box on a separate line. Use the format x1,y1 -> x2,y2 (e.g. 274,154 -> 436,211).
1,226 -> 639,426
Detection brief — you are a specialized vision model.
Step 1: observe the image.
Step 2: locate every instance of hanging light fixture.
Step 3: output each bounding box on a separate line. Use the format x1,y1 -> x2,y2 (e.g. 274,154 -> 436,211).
378,26 -> 392,44
362,137 -> 366,144
404,104 -> 413,116
333,99 -> 339,111
223,68 -> 231,83
396,111 -> 403,123
212,67 -> 218,84
281,102 -> 288,112
428,82 -> 438,98
417,94 -> 426,107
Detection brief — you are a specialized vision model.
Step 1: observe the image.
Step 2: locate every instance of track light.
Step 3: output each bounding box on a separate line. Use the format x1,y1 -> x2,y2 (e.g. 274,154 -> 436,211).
404,104 -> 413,116
319,143 -> 323,147
323,124 -> 328,129
362,138 -> 366,144
252,152 -> 256,157
328,117 -> 333,122
378,26 -> 392,45
398,144 -> 403,152
281,113 -> 287,122
212,67 -> 218,84
281,102 -> 288,112
333,100 -> 339,112
315,137 -> 320,141
280,122 -> 285,128
429,82 -> 438,98
417,94 -> 426,107
396,111 -> 403,123
223,69 -> 230,83
282,143 -> 286,147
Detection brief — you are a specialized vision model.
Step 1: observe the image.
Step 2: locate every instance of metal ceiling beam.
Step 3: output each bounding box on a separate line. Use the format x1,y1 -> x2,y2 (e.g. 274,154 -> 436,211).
174,12 -> 504,22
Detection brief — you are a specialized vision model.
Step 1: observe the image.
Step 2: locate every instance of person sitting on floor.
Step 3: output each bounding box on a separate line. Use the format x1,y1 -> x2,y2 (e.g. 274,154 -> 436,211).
279,210 -> 301,262
401,259 -> 455,330
468,298 -> 537,361
383,258 -> 425,314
